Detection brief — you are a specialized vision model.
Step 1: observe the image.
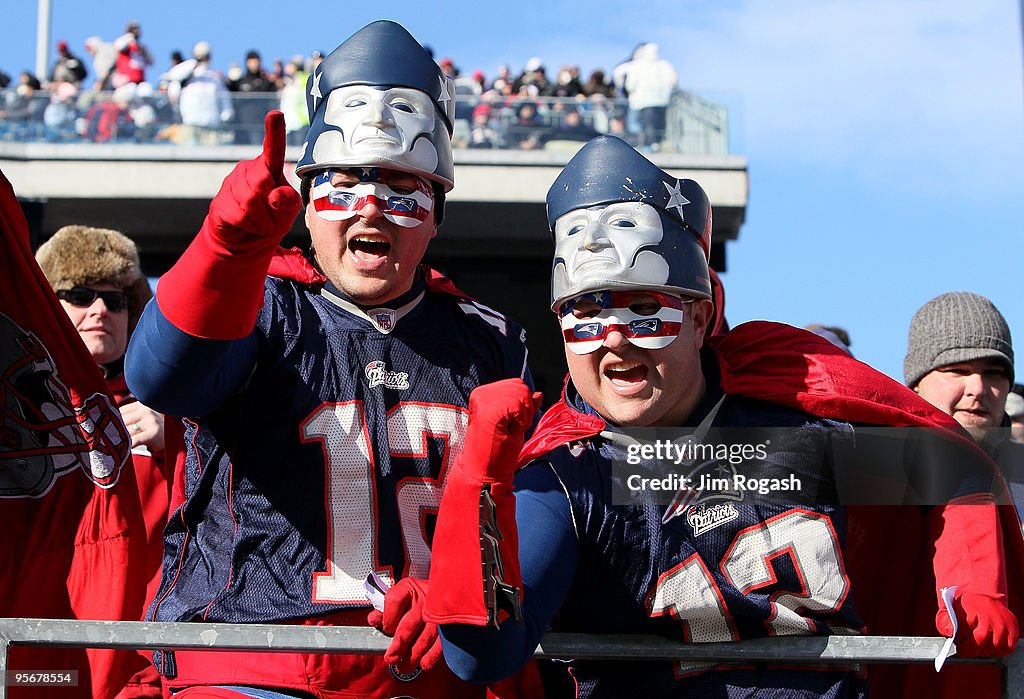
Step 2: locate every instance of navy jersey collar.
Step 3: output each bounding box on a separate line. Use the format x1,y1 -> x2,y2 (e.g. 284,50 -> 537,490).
320,271 -> 426,311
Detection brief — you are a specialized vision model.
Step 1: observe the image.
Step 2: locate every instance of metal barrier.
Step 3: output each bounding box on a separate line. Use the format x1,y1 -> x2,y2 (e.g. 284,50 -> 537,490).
0,618 -> 1020,698
0,89 -> 730,156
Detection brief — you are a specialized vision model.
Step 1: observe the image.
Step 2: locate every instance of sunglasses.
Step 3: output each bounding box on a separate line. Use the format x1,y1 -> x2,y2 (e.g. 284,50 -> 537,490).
57,286 -> 129,312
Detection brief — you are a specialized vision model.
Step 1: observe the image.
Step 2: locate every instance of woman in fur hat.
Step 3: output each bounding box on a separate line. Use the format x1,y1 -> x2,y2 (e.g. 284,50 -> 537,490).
36,224 -> 171,699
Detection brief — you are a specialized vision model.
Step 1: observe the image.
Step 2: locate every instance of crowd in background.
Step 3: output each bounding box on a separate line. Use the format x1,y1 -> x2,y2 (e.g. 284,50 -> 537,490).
0,21 -> 681,150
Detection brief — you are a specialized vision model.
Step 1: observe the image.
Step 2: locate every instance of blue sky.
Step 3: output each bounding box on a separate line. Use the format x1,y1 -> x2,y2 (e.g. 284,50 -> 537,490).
2,0 -> 1022,382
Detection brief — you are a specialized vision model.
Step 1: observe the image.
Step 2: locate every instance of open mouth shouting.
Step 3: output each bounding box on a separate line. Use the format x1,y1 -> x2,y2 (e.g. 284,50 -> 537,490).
604,359 -> 649,394
348,234 -> 392,268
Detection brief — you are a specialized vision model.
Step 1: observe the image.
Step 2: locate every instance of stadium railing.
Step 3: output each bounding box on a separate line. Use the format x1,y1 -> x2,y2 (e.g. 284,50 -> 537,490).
0,618 -> 1021,698
0,89 -> 728,156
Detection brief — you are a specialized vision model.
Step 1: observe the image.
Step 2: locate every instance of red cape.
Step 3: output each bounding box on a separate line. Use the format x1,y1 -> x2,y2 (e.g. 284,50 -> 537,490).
520,320 -> 1024,698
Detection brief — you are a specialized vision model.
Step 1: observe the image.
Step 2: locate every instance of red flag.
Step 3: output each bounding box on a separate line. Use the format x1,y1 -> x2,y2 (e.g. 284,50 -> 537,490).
0,167 -> 147,698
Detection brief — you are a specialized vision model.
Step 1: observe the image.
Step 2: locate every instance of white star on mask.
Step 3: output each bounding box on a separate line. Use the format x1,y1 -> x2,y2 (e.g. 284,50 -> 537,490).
663,180 -> 690,219
310,70 -> 323,111
437,76 -> 452,116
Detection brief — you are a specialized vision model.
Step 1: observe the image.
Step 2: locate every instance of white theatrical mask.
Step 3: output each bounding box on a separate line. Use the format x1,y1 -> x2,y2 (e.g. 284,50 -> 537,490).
551,201 -> 670,306
313,84 -> 439,174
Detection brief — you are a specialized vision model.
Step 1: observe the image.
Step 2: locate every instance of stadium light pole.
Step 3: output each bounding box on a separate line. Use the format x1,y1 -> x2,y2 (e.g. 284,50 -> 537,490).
35,0 -> 51,82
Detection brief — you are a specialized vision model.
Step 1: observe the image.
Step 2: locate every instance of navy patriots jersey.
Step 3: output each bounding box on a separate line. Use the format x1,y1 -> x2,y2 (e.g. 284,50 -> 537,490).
439,380 -> 868,698
537,390 -> 866,693
146,274 -> 531,625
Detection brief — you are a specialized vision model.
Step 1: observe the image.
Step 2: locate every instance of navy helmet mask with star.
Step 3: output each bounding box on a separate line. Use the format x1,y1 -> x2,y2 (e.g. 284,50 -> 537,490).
546,135 -> 713,310
295,20 -> 456,192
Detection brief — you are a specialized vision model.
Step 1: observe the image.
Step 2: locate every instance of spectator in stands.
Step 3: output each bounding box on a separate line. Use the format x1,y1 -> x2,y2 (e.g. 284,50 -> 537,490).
470,69 -> 487,94
168,41 -> 234,145
550,65 -> 584,101
112,20 -> 153,87
490,64 -> 513,92
84,36 -> 117,91
552,107 -> 600,142
0,72 -> 45,140
506,100 -> 548,150
268,57 -> 285,86
624,42 -> 677,150
606,112 -> 639,146
79,82 -> 135,143
227,50 -> 278,145
49,40 -> 88,87
128,82 -> 159,143
905,291 -> 1024,522
278,54 -> 309,145
1007,387 -> 1024,444
612,43 -> 645,136
43,80 -> 79,142
513,57 -> 551,96
467,103 -> 499,149
805,323 -> 853,356
36,225 -> 174,699
439,56 -> 458,79
612,43 -> 643,95
583,68 -> 615,99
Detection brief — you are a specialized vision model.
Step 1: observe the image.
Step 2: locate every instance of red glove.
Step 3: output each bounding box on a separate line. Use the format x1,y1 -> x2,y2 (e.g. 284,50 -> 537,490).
157,111 -> 302,339
424,379 -> 542,627
931,495 -> 1020,657
936,591 -> 1019,657
366,578 -> 442,674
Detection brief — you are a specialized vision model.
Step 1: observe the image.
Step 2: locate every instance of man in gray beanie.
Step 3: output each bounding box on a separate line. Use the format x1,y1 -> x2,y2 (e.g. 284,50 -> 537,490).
905,291 -> 1023,522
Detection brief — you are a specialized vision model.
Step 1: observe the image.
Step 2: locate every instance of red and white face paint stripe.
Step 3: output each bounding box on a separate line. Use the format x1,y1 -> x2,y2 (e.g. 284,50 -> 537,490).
559,290 -> 688,355
311,169 -> 433,228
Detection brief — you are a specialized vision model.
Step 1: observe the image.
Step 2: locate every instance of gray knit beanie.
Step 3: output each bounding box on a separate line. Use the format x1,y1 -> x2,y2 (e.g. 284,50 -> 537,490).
903,291 -> 1014,387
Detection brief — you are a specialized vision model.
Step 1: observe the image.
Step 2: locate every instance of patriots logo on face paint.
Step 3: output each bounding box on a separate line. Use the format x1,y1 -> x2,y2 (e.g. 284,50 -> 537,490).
559,290 -> 689,355
311,168 -> 433,228
574,322 -> 603,339
629,318 -> 662,335
388,196 -> 417,214
326,190 -> 357,208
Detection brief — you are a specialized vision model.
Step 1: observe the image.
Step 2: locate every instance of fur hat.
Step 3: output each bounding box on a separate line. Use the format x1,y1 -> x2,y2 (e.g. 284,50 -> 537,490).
35,225 -> 152,337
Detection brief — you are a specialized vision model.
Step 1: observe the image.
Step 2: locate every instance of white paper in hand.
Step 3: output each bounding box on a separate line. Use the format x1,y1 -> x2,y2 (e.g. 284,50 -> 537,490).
364,572 -> 390,613
935,585 -> 959,671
